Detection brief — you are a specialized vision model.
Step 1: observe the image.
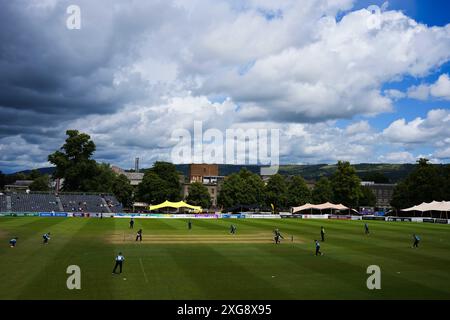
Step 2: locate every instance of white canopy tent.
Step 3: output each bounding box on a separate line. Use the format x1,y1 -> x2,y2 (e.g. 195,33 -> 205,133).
402,201 -> 450,218
292,202 -> 358,214
402,201 -> 450,212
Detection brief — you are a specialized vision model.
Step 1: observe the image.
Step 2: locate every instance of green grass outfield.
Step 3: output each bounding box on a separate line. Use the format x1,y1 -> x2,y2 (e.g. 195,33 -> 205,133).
1,217 -> 450,300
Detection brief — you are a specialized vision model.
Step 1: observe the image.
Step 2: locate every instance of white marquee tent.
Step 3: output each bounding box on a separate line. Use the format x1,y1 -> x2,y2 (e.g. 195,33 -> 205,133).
291,202 -> 358,214
402,201 -> 450,212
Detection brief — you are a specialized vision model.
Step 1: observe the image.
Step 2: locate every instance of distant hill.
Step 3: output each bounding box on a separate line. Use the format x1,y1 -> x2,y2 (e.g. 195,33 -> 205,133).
174,164 -> 261,177
277,163 -> 418,183
175,163 -> 419,183
13,167 -> 56,176
8,163 -> 438,183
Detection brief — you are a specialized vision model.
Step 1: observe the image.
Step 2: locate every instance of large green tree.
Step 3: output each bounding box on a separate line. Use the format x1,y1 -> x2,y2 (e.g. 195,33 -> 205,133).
81,163 -> 117,192
240,169 -> 266,206
312,177 -> 333,204
48,130 -> 97,191
186,182 -> 212,208
359,186 -> 376,207
265,174 -> 288,211
0,171 -> 5,190
29,169 -> 42,180
112,174 -> 134,208
286,176 -> 311,207
218,168 -> 265,209
391,159 -> 448,209
137,162 -> 181,204
442,164 -> 450,200
330,161 -> 363,207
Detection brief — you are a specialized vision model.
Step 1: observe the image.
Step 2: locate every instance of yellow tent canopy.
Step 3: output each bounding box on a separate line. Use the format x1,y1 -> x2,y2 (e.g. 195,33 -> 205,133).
149,200 -> 202,213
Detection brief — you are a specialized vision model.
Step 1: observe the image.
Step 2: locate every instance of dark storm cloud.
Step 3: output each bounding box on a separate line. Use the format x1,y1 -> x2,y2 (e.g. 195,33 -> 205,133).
0,0 -> 164,138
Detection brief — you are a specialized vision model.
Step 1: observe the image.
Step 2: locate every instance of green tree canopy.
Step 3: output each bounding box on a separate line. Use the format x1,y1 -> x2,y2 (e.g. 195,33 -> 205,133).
137,162 -> 181,204
81,163 -> 117,192
391,158 -> 448,209
0,171 -> 5,190
218,168 -> 265,209
112,174 -> 134,208
330,161 -> 363,207
359,186 -> 376,207
265,174 -> 288,211
29,175 -> 50,191
29,169 -> 42,180
312,177 -> 334,204
186,182 -> 212,208
286,176 -> 311,207
48,130 -> 97,191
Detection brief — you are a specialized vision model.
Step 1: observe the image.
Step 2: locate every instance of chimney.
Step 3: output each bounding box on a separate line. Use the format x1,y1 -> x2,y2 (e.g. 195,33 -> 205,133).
135,157 -> 140,173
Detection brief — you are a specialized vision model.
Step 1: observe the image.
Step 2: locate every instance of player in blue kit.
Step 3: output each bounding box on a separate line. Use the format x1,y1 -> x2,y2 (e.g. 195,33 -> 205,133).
9,237 -> 18,248
315,240 -> 323,256
43,232 -> 51,244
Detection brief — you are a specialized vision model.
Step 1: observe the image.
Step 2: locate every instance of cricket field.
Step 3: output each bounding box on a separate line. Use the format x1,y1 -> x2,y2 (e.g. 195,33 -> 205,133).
1,217 -> 450,300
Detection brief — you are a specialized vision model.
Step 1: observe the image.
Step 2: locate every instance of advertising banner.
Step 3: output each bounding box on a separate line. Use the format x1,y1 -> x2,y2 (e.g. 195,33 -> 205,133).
39,212 -> 68,217
194,214 -> 219,219
1,212 -> 40,217
329,215 -> 352,220
24,213 -> 39,217
230,214 -> 245,219
54,213 -> 68,217
362,216 -> 386,221
387,217 -> 412,222
72,213 -> 85,217
360,208 -> 374,215
280,214 -> 302,219
301,214 -> 329,219
244,214 -> 281,219
38,213 -> 52,217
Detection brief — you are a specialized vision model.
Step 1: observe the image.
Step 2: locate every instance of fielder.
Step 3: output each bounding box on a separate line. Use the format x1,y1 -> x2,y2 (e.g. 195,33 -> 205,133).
412,234 -> 421,248
129,217 -> 135,229
43,232 -> 51,244
9,237 -> 18,248
315,240 -> 323,256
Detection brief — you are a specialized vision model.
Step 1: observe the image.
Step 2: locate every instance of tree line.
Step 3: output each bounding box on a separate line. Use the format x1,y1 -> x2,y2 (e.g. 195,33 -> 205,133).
2,130 -> 449,211
0,130 -> 377,210
390,158 -> 450,210
218,161 -> 376,211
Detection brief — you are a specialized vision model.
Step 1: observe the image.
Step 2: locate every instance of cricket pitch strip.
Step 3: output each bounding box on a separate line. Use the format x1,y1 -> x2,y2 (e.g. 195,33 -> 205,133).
106,233 -> 304,244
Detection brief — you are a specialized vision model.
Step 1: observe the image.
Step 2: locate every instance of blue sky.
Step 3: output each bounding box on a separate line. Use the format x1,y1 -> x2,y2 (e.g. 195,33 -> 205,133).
335,0 -> 450,160
354,0 -> 450,26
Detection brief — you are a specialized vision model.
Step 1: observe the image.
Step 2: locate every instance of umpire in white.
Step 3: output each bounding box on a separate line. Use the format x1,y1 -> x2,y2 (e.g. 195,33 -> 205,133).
112,252 -> 125,274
